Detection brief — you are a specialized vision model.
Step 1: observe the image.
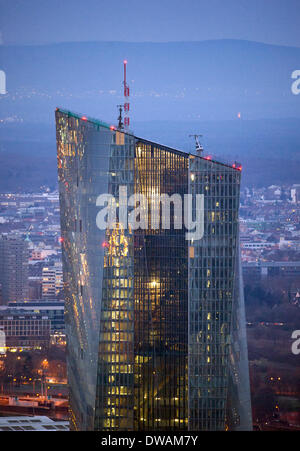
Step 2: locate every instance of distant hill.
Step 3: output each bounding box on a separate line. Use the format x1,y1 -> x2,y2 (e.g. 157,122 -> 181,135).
1,39 -> 300,122
0,40 -> 299,191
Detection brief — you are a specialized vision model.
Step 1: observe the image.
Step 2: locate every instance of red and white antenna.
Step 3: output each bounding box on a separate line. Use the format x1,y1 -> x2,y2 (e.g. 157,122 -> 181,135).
123,60 -> 130,130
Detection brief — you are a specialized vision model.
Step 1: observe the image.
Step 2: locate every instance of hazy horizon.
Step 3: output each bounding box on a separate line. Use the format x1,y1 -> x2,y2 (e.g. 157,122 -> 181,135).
1,0 -> 300,47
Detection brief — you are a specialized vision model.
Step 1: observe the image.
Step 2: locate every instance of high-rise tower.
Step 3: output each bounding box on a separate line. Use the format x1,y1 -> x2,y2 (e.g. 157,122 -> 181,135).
55,108 -> 252,431
0,235 -> 29,304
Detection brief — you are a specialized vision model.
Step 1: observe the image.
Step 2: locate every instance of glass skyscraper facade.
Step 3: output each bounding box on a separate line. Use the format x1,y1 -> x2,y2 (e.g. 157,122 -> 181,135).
56,108 -> 252,431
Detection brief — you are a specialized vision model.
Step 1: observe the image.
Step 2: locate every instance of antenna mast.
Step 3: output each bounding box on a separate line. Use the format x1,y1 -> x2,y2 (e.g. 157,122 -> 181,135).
117,104 -> 124,130
123,60 -> 130,130
189,134 -> 204,155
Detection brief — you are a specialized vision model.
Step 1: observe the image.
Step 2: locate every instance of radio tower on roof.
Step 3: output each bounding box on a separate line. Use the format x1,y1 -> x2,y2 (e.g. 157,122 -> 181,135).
123,60 -> 130,131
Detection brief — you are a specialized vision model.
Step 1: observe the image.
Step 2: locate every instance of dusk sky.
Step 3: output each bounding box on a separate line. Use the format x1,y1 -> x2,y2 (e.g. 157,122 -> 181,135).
1,0 -> 300,47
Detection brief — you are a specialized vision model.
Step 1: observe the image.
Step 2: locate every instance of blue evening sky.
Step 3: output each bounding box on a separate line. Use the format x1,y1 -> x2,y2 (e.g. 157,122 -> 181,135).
0,0 -> 299,47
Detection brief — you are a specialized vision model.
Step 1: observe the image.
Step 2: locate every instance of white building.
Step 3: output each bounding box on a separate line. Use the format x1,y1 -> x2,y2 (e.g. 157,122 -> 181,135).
42,263 -> 63,299
0,416 -> 69,431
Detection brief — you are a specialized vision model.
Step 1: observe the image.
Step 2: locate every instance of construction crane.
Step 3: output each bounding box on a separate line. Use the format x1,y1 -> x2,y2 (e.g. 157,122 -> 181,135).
189,134 -> 204,155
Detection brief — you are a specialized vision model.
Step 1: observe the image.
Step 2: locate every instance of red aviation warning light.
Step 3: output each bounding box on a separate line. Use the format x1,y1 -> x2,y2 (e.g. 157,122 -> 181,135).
232,161 -> 242,171
123,60 -> 130,130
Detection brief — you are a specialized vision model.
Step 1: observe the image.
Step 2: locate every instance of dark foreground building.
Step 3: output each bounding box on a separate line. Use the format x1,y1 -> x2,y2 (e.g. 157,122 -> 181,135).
55,108 -> 252,431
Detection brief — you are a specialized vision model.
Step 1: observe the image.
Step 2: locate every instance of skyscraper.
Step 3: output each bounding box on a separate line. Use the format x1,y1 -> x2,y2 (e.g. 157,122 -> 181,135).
56,108 -> 252,431
0,235 -> 29,304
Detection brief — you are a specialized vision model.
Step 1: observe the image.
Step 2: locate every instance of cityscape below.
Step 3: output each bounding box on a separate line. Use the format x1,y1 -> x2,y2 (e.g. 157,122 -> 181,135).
0,161 -> 299,430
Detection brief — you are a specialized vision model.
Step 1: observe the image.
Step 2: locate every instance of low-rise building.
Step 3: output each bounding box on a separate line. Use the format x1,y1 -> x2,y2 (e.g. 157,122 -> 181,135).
0,309 -> 50,350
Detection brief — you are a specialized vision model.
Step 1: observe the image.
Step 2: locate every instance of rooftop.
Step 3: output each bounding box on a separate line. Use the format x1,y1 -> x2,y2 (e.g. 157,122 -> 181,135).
0,416 -> 69,432
56,108 -> 242,172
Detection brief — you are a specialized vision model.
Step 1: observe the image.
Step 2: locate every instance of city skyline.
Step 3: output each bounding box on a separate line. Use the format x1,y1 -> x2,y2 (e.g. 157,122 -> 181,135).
0,0 -> 299,434
0,178 -> 299,429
